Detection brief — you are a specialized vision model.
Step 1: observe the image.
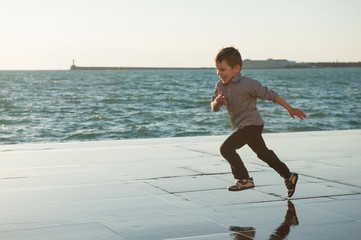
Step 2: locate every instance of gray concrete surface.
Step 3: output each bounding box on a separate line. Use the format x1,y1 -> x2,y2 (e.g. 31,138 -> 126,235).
0,130 -> 360,239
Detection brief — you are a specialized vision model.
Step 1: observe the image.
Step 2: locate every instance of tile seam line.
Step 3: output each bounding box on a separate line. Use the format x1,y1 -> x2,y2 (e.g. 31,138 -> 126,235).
298,173 -> 361,189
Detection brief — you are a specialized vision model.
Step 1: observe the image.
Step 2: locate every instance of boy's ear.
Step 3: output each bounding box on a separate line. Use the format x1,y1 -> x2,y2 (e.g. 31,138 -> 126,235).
233,64 -> 241,72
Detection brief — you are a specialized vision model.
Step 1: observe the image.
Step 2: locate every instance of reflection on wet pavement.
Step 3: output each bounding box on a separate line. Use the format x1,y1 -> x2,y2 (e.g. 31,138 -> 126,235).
230,201 -> 299,240
229,226 -> 256,239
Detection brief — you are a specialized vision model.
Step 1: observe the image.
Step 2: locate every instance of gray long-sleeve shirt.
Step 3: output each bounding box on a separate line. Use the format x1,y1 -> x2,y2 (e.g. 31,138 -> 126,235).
211,72 -> 279,130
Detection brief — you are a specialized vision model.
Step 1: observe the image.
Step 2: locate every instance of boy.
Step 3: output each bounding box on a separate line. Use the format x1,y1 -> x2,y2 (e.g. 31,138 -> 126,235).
210,47 -> 306,198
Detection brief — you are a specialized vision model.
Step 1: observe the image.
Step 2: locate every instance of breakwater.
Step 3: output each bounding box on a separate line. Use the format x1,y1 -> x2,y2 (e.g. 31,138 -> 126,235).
70,65 -> 205,70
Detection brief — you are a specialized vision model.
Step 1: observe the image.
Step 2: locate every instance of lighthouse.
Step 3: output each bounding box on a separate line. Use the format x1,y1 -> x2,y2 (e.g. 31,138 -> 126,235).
71,59 -> 76,70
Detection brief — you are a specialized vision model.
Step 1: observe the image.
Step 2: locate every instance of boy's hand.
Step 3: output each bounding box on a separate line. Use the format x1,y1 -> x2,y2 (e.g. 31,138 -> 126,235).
288,108 -> 307,120
275,96 -> 307,120
216,87 -> 228,109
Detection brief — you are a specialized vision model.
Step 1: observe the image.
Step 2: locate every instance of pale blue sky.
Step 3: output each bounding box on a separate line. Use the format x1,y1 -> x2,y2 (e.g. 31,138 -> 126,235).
1,0 -> 360,70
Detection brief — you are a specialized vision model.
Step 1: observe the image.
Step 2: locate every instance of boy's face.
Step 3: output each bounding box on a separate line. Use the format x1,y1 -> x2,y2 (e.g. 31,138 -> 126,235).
216,60 -> 240,84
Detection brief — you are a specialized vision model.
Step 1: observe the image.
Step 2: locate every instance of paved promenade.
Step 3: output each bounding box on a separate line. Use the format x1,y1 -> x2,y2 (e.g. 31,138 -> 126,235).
0,130 -> 360,239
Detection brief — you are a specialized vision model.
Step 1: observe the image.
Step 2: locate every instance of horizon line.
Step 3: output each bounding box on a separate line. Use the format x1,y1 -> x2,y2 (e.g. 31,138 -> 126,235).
1,60 -> 361,71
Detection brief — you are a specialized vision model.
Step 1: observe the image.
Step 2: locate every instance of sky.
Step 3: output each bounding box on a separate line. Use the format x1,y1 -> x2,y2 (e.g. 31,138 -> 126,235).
1,0 -> 361,70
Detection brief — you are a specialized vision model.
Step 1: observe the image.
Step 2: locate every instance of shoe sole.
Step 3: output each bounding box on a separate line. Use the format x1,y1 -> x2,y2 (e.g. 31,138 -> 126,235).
287,174 -> 298,198
227,185 -> 255,191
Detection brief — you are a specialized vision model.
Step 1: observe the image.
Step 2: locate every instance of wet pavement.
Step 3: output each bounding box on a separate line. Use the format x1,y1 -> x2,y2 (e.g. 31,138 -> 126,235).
0,129 -> 360,239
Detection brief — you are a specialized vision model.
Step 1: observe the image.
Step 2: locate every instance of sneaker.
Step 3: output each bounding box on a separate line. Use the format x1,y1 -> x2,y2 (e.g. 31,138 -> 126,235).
285,173 -> 298,198
227,177 -> 254,191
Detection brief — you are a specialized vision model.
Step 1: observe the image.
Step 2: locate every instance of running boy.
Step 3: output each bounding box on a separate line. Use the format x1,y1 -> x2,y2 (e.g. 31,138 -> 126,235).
210,47 -> 307,198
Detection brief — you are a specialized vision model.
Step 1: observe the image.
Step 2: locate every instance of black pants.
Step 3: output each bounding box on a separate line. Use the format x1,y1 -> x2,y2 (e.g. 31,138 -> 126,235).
220,125 -> 291,180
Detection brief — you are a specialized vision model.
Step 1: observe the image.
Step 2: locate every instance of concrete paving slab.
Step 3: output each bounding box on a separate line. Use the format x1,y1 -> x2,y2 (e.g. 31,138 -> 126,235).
0,129 -> 361,239
0,222 -> 125,240
103,213 -> 229,240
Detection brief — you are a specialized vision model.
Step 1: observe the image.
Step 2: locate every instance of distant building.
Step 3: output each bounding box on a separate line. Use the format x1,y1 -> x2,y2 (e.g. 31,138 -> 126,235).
243,59 -> 296,69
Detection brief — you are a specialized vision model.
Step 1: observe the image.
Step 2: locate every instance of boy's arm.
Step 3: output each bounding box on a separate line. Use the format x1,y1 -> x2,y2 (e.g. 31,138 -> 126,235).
210,87 -> 228,112
210,99 -> 221,112
275,96 -> 307,120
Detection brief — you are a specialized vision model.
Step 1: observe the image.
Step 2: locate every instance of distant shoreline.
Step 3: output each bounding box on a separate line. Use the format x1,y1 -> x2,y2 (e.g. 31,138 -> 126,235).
284,62 -> 361,69
242,59 -> 361,69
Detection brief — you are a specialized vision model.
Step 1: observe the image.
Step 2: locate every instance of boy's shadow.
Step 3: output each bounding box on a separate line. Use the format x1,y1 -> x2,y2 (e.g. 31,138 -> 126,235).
229,201 -> 299,240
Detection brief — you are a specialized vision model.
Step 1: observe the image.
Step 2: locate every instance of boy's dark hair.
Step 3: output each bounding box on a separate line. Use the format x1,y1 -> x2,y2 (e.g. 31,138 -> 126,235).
215,47 -> 242,69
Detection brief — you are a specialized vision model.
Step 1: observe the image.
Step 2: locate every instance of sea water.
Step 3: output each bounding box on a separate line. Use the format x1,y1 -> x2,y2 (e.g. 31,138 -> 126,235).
0,68 -> 360,144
